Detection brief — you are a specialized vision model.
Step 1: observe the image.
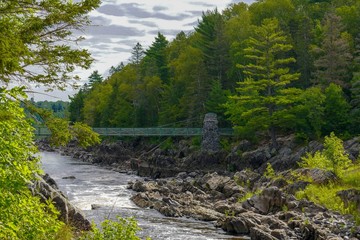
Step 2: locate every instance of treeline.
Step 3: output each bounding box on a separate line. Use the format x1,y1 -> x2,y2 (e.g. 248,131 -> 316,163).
34,100 -> 69,118
69,0 -> 360,145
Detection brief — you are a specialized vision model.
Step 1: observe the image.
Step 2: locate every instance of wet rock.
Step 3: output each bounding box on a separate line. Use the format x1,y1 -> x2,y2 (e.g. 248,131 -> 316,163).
62,176 -> 76,179
30,174 -> 91,231
221,216 -> 250,234
91,204 -> 101,210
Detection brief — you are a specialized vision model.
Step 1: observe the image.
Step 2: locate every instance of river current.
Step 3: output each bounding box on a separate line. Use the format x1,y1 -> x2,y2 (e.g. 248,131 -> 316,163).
40,151 -> 247,240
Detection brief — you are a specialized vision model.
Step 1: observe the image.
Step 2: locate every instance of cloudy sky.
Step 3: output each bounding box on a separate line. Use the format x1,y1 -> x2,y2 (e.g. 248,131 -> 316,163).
32,0 -> 254,101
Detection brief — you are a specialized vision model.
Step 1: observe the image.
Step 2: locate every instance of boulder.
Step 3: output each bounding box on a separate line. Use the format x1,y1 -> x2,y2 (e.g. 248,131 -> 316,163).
198,172 -> 231,191
221,216 -> 250,234
243,187 -> 285,214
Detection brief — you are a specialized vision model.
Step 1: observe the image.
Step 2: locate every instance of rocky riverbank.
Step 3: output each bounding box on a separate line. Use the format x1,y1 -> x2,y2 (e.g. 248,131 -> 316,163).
128,170 -> 359,239
30,173 -> 91,231
37,135 -> 360,239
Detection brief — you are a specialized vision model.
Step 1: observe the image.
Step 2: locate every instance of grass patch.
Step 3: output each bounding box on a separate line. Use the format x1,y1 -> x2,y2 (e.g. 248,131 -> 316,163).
295,172 -> 360,225
342,165 -> 360,189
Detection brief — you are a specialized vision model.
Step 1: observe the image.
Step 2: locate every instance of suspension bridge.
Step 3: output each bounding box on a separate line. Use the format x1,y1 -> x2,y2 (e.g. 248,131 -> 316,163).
34,127 -> 234,137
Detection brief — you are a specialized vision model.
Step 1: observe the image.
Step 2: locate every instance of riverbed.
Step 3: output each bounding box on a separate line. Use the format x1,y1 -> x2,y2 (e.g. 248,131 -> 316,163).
40,151 -> 247,240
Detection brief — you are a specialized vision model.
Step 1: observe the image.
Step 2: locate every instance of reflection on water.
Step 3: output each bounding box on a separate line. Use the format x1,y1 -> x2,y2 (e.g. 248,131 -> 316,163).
40,151 -> 248,240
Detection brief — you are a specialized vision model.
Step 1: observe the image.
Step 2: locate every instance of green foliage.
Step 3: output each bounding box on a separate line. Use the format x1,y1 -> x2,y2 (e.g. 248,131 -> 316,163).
295,184 -> 360,224
323,84 -> 351,135
264,163 -> 276,178
299,132 -> 352,178
312,12 -> 352,88
80,217 -> 149,240
66,0 -> 360,142
35,100 -> 69,118
0,0 -> 100,89
160,138 -> 174,150
293,87 -> 325,140
0,87 -> 64,239
342,165 -> 360,189
191,136 -> 202,148
71,122 -> 101,148
226,18 -> 301,147
88,70 -> 104,88
238,190 -> 262,203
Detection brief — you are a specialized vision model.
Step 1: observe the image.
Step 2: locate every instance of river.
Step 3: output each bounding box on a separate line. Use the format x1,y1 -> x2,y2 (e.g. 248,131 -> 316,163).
40,151 -> 248,240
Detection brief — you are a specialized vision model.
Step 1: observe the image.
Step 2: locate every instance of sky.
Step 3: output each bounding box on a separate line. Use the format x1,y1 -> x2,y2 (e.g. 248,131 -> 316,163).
31,0 -> 254,101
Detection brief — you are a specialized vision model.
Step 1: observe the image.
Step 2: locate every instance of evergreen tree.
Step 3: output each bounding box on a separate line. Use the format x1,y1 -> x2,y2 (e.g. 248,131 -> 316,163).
144,33 -> 169,83
313,12 -> 352,88
109,62 -> 124,75
350,35 -> 360,132
205,80 -> 230,127
226,18 -> 301,148
195,9 -> 231,87
130,43 -> 145,65
68,86 -> 87,122
88,70 -> 103,88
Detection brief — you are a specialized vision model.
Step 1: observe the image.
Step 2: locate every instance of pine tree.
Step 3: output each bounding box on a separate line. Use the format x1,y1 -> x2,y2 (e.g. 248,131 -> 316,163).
88,70 -> 103,88
227,18 -> 301,148
130,43 -> 145,65
313,12 -> 352,88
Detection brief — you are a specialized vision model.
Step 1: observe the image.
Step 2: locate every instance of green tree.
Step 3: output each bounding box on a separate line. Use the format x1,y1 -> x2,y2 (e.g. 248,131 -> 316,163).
68,85 -> 88,122
350,35 -> 360,133
312,12 -> 352,88
293,87 -> 325,139
323,83 -> 351,135
227,18 -> 301,148
205,80 -> 230,127
88,70 -> 104,88
1,0 -> 101,238
109,62 -> 124,75
224,2 -> 254,84
0,88 -> 63,239
130,43 -> 145,65
0,0 -> 100,90
144,32 -> 169,83
248,0 -> 296,28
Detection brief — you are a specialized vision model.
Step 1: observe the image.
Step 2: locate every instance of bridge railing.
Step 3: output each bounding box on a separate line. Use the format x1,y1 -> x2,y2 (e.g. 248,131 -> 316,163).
34,127 -> 234,137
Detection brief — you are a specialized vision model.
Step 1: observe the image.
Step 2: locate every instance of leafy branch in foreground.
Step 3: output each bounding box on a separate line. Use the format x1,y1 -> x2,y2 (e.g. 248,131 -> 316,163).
0,87 -> 64,239
26,101 -> 100,148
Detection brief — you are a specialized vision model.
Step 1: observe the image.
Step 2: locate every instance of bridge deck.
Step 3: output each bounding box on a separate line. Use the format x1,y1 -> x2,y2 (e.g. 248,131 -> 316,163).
34,127 -> 233,137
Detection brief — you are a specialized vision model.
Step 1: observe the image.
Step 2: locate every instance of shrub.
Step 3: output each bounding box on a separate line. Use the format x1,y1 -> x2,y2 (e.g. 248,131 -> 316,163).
264,163 -> 276,178
80,217 -> 149,240
299,132 -> 351,178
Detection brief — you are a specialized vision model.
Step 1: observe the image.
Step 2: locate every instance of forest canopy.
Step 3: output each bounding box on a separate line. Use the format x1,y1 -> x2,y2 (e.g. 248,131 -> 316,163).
69,0 -> 360,145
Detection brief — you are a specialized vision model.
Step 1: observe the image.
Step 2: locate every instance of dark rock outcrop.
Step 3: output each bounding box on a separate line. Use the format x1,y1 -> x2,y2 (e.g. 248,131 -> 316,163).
30,174 -> 91,231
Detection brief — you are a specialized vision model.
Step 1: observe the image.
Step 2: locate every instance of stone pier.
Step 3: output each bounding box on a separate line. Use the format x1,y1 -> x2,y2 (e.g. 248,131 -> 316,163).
201,113 -> 220,152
